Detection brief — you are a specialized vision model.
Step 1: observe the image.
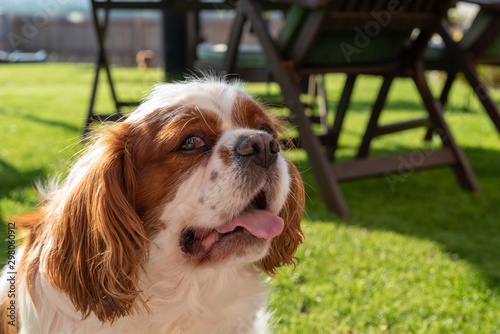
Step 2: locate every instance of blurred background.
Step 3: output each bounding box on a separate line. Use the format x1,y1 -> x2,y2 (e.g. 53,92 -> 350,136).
1,1 -> 500,332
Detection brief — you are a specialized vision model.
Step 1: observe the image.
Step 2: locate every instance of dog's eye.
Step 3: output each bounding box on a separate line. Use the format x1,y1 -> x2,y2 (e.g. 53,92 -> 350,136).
179,136 -> 207,151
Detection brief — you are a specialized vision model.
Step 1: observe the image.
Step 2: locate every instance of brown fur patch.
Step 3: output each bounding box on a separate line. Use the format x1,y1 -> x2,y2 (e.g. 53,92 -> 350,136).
210,171 -> 219,182
218,146 -> 233,168
257,160 -> 305,276
133,108 -> 222,220
231,96 -> 283,135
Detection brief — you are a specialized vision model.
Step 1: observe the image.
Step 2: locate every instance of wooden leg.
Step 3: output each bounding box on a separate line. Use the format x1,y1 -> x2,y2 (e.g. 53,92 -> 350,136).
85,4 -> 123,136
221,7 -> 246,75
305,74 -> 328,134
316,74 -> 329,134
84,56 -> 103,137
425,71 -> 457,141
243,0 -> 350,219
95,11 -> 120,113
304,74 -> 316,119
413,63 -> 480,192
439,71 -> 456,107
357,75 -> 394,158
86,5 -> 116,135
439,22 -> 500,135
307,74 -> 316,110
327,74 -> 357,161
462,63 -> 500,134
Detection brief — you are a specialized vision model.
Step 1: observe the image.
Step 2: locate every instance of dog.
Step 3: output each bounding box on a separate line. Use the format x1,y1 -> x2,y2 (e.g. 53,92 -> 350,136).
136,50 -> 155,69
0,77 -> 305,333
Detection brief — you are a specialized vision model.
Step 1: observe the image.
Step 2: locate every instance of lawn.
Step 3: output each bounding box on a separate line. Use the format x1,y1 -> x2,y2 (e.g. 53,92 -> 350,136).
1,63 -> 500,333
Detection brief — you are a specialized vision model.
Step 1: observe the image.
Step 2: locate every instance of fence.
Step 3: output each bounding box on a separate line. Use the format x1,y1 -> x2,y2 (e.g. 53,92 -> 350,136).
0,13 -> 162,66
0,12 -> 282,67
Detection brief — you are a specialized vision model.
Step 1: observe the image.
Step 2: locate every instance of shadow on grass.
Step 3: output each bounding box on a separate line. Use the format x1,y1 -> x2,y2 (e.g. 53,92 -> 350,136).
324,96 -> 482,115
296,146 -> 500,289
261,94 -> 429,114
257,91 -> 480,125
330,99 -> 428,114
0,159 -> 47,196
0,159 -> 47,214
14,112 -> 81,133
0,158 -> 48,264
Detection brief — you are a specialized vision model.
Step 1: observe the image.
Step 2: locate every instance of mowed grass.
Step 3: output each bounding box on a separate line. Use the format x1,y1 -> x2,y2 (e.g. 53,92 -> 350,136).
1,63 -> 500,333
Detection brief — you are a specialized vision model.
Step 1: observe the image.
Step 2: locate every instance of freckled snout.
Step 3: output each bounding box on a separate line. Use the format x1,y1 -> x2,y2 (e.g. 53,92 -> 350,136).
234,133 -> 280,169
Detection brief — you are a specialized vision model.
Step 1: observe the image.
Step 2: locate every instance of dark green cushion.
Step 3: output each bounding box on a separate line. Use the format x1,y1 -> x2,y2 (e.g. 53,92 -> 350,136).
461,8 -> 500,59
304,31 -> 411,66
198,4 -> 413,68
278,5 -> 411,66
423,42 -> 448,62
197,5 -> 308,68
276,5 -> 310,56
483,37 -> 500,59
460,9 -> 494,50
196,43 -> 267,67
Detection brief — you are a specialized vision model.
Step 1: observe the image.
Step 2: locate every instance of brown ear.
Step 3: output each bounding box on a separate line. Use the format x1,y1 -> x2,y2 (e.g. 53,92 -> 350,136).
39,123 -> 148,322
258,160 -> 305,276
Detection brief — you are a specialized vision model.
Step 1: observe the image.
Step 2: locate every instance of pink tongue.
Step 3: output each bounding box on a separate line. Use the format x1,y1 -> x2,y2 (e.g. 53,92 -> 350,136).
216,209 -> 284,239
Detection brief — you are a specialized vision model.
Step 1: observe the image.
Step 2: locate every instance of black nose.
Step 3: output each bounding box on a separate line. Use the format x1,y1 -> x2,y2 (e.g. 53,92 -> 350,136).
235,133 -> 280,168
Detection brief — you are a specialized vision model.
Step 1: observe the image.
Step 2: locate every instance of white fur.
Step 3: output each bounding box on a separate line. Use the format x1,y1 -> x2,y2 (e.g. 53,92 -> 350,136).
126,77 -> 244,128
17,267 -> 269,334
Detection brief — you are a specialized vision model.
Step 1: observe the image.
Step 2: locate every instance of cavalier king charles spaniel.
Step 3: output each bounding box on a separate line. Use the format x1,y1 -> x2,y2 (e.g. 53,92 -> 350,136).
0,78 -> 304,333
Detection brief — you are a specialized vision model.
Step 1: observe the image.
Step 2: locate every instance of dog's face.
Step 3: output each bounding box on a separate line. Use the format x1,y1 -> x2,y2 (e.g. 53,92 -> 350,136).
22,79 -> 304,323
125,80 -> 303,269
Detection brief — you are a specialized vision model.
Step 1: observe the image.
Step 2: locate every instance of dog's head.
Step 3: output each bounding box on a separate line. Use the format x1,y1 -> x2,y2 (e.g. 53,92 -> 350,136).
22,78 -> 304,322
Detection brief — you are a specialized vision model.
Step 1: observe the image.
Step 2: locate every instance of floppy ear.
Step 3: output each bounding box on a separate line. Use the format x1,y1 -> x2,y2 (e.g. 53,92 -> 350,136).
37,123 -> 148,322
258,160 -> 305,276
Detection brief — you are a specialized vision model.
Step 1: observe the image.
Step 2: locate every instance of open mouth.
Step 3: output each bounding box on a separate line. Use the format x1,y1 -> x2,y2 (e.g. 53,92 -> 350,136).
180,190 -> 284,257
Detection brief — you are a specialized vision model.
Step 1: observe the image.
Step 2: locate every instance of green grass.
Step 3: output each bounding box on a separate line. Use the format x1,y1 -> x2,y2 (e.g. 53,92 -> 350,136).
1,63 -> 500,333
